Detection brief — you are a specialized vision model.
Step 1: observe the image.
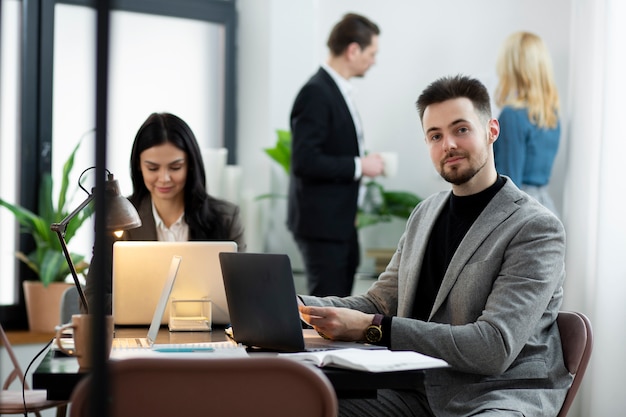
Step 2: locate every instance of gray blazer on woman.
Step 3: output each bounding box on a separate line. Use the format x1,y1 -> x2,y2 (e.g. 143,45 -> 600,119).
301,178 -> 573,416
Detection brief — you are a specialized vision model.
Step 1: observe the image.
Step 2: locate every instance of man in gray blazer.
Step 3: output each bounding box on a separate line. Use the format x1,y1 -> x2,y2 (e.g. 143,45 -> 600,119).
299,75 -> 572,416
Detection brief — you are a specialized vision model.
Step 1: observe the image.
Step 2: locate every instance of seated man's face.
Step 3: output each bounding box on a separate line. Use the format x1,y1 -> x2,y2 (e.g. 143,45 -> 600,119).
422,97 -> 499,193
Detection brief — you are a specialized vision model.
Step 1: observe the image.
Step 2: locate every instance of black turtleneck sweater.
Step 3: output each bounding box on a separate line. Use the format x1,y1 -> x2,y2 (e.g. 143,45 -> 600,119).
411,176 -> 506,321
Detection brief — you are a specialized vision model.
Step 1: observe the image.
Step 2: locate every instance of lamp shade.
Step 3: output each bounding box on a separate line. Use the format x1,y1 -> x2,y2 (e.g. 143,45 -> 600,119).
50,170 -> 141,313
104,175 -> 142,231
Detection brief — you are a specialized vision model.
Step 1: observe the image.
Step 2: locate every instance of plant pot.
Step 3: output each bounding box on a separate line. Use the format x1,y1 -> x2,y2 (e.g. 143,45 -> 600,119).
23,281 -> 73,333
365,248 -> 396,275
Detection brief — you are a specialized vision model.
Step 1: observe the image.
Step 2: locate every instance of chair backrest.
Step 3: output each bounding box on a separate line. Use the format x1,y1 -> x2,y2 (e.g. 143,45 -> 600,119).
556,311 -> 593,417
0,322 -> 29,390
70,356 -> 338,417
60,286 -> 81,324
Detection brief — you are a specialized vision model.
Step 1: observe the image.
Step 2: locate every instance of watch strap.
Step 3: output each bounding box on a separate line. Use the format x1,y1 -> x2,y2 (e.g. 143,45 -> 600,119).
372,314 -> 383,326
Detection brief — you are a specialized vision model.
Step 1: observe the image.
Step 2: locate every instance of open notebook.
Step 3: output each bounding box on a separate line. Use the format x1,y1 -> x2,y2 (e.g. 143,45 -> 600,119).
111,256 -> 231,352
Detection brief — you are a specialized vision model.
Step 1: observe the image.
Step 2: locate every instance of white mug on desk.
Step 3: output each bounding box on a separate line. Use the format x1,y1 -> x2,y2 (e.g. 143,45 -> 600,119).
55,314 -> 114,369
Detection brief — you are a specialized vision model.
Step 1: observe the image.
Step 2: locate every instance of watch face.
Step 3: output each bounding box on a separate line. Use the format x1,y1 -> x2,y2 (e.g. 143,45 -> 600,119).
366,325 -> 382,343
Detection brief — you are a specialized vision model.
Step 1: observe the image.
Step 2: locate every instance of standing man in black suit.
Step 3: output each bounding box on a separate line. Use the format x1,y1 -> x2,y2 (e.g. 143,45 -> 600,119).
288,13 -> 385,297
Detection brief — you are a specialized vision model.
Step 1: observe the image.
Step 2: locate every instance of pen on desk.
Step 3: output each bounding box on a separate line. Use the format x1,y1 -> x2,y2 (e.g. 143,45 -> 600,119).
153,347 -> 215,353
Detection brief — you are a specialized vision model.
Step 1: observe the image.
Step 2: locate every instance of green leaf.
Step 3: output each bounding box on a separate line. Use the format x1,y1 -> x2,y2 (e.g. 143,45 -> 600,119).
263,130 -> 292,175
0,198 -> 41,230
39,249 -> 67,287
58,141 -> 82,215
383,191 -> 422,218
254,193 -> 287,201
38,175 -> 55,223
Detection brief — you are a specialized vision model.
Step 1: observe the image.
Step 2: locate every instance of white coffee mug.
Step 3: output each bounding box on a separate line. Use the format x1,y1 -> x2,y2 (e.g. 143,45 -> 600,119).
55,314 -> 114,369
380,152 -> 399,178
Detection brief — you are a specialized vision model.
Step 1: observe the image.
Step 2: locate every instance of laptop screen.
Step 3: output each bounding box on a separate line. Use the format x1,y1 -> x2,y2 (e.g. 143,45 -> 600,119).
113,241 -> 237,326
146,255 -> 182,344
219,252 -> 306,352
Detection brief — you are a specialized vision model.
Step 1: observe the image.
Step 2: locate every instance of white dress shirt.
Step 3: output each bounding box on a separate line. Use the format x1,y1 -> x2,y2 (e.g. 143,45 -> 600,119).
152,202 -> 189,242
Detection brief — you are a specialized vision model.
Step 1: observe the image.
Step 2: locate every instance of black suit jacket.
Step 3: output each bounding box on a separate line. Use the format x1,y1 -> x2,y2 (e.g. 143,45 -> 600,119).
287,67 -> 360,241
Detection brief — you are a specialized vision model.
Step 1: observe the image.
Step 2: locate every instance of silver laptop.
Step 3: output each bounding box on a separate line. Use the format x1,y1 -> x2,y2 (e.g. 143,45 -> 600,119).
219,252 -> 385,352
112,241 -> 237,326
112,256 -> 215,352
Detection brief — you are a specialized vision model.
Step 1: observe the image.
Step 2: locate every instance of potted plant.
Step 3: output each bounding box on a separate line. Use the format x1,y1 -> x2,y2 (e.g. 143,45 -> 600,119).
0,141 -> 94,331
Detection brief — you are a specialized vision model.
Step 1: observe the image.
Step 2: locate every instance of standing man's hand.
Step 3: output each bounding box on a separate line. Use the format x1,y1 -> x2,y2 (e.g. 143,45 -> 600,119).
361,153 -> 385,178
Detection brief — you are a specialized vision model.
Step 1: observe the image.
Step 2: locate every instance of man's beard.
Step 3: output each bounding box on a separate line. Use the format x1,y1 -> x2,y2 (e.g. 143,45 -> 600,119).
438,152 -> 487,186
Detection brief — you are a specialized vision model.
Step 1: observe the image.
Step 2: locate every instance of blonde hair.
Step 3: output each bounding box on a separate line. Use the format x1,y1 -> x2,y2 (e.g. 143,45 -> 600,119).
495,31 -> 560,129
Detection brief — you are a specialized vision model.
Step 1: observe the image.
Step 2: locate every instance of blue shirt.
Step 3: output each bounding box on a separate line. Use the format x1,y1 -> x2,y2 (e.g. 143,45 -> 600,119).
494,106 -> 560,187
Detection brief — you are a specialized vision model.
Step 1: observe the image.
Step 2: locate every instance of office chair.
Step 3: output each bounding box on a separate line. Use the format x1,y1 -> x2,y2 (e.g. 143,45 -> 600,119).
59,286 -> 81,325
0,323 -> 68,417
556,311 -> 593,417
70,356 -> 338,417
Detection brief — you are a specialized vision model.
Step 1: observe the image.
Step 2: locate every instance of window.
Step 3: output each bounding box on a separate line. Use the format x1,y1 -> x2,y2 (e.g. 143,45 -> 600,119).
0,0 -> 237,326
0,0 -> 21,305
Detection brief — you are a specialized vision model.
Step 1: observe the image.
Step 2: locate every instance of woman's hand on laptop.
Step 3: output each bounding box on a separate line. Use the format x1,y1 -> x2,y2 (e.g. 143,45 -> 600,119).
298,305 -> 373,342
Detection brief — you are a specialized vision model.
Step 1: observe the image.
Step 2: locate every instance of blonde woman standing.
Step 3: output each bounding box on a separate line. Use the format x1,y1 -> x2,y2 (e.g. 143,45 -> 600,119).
494,31 -> 561,215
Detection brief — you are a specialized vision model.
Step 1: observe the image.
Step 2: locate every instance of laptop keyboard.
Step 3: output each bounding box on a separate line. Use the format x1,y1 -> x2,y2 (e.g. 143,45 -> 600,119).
112,338 -> 151,349
111,339 -> 238,350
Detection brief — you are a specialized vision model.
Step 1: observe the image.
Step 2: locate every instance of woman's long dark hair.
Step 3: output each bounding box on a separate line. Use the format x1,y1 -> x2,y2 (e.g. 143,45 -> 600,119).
129,112 -> 229,239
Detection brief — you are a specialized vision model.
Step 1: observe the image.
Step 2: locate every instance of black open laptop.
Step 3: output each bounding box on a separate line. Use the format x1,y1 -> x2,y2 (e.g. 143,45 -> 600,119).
219,252 -> 384,352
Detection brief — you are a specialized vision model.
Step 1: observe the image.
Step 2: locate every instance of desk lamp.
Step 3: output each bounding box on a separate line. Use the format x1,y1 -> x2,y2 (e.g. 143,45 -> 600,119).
50,168 -> 141,313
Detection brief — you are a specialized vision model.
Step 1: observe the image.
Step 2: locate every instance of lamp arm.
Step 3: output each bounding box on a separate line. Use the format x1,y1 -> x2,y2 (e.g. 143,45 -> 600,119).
51,193 -> 95,233
51,193 -> 95,314
54,230 -> 89,313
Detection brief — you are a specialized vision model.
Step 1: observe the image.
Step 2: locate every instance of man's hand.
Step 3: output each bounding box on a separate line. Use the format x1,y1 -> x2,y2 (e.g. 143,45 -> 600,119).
361,153 -> 385,178
298,305 -> 374,342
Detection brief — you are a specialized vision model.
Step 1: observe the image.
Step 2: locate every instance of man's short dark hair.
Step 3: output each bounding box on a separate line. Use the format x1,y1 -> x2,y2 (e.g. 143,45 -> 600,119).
416,75 -> 492,123
327,13 -> 380,56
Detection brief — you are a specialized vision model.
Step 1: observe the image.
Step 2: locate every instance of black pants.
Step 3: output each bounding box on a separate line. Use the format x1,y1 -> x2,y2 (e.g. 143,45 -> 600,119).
294,229 -> 359,297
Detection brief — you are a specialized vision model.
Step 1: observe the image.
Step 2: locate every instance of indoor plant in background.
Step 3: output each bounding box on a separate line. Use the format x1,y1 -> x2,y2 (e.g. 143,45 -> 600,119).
262,129 -> 422,274
0,141 -> 94,331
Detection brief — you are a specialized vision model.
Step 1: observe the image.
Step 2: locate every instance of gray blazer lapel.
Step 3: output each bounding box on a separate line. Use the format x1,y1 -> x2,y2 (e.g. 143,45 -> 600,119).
429,180 -> 522,319
126,196 -> 158,241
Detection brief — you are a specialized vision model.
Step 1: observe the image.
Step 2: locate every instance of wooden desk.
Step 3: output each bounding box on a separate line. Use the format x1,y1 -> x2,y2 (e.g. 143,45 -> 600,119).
4,330 -> 56,345
33,327 -> 424,400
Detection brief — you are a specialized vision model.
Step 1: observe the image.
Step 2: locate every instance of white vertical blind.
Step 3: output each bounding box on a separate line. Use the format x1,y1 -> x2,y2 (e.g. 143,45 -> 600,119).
0,0 -> 21,304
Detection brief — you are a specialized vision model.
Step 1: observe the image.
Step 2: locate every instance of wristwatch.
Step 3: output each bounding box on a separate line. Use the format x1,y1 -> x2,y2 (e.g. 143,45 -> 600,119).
365,314 -> 384,343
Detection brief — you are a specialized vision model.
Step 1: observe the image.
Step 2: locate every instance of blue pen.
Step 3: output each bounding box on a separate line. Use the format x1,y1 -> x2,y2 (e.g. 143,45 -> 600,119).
153,347 -> 215,353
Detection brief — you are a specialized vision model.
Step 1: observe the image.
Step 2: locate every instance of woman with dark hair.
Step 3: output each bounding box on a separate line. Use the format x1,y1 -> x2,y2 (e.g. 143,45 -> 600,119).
84,112 -> 245,313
